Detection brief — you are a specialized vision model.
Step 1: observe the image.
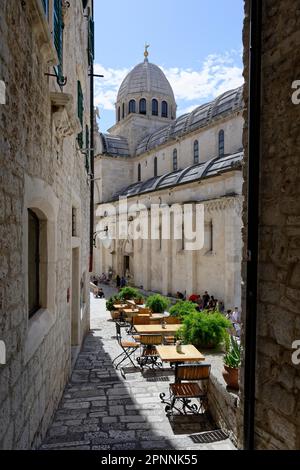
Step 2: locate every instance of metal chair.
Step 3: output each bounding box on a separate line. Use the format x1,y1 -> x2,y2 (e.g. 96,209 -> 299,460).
112,322 -> 140,371
137,334 -> 163,370
160,363 -> 211,416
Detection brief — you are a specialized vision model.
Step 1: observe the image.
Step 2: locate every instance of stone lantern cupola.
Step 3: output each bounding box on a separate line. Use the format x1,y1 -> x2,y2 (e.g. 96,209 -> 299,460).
108,46 -> 177,155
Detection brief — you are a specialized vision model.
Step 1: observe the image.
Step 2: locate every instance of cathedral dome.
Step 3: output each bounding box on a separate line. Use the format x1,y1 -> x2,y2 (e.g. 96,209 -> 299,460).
114,48 -> 177,125
117,60 -> 175,103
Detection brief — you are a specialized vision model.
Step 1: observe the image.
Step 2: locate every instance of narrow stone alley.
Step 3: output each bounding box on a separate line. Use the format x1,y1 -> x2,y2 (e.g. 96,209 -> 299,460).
40,286 -> 235,451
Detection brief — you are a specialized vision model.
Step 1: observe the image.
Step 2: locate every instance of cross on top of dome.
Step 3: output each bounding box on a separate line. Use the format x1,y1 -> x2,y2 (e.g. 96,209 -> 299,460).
144,43 -> 150,62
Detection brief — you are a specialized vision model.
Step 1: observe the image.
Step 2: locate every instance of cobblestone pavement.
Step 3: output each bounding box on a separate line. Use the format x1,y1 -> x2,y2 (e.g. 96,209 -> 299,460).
40,285 -> 235,450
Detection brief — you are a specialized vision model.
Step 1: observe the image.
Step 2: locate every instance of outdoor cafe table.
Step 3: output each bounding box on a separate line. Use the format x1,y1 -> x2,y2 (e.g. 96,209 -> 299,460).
155,344 -> 205,380
113,304 -> 128,310
156,344 -> 205,362
134,324 -> 182,335
122,308 -> 140,317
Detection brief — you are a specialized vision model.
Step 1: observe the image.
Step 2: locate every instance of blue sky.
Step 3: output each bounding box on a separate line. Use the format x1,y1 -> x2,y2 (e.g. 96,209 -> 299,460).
94,0 -> 244,133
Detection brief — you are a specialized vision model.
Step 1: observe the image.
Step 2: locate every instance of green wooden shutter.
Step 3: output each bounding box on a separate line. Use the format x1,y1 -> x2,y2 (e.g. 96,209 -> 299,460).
88,18 -> 95,65
85,125 -> 90,172
53,0 -> 63,79
77,81 -> 84,148
42,0 -> 49,16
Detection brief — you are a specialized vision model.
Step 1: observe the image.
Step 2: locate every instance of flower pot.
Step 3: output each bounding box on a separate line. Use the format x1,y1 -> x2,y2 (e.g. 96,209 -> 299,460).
222,365 -> 239,390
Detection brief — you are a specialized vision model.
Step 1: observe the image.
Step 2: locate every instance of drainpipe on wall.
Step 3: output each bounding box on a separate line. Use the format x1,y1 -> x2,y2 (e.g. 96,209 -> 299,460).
89,0 -> 94,273
243,0 -> 262,451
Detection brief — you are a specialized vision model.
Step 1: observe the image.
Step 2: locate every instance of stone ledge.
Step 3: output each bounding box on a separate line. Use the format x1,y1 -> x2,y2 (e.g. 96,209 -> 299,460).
205,350 -> 240,446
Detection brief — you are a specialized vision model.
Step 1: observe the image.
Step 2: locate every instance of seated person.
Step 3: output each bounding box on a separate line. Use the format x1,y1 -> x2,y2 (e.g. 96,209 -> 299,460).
95,288 -> 105,299
189,293 -> 200,303
176,291 -> 185,300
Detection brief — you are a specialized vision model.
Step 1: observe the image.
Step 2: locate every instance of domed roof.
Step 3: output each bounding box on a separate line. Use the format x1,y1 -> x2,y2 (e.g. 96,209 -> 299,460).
117,59 -> 175,103
136,86 -> 244,155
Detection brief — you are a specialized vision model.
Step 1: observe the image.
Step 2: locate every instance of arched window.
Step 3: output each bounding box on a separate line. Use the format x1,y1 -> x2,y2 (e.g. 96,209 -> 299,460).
138,163 -> 141,182
154,157 -> 158,177
173,149 -> 178,171
122,103 -> 125,119
129,99 -> 136,114
162,101 -> 168,118
152,99 -> 158,116
194,140 -> 199,164
117,107 -> 120,122
139,98 -> 147,115
218,130 -> 225,157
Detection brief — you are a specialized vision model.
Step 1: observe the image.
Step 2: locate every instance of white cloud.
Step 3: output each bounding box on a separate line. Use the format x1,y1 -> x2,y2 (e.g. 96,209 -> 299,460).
94,51 -> 244,118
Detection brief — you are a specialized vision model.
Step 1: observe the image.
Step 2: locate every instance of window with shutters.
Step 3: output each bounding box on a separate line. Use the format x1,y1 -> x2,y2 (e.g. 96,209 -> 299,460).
88,18 -> 94,66
53,0 -> 63,79
77,81 -> 84,148
42,0 -> 49,17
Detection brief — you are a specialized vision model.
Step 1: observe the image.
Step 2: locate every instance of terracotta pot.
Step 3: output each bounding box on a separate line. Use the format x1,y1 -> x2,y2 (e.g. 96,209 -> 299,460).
222,365 -> 239,390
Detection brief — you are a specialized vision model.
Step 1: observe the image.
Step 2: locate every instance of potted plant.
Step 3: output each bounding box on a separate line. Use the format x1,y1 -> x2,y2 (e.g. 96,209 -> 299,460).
145,294 -> 170,313
169,300 -> 198,319
118,287 -> 142,301
178,310 -> 231,349
106,294 -> 122,320
222,335 -> 241,390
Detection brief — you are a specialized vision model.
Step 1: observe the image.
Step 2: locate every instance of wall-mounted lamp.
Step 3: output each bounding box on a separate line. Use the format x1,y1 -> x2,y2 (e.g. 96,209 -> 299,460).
93,225 -> 108,247
45,73 -> 68,87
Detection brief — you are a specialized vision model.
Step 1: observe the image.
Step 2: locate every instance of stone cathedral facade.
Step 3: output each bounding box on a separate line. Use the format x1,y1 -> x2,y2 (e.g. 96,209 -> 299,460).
94,50 -> 244,309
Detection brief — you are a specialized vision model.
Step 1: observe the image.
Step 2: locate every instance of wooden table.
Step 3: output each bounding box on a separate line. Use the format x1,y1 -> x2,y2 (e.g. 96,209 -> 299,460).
134,324 -> 181,335
122,308 -> 140,316
156,344 -> 205,363
113,304 -> 128,310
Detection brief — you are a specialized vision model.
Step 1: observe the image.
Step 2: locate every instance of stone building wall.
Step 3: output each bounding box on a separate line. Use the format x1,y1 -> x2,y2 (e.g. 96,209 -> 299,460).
0,0 -> 91,449
241,0 -> 300,449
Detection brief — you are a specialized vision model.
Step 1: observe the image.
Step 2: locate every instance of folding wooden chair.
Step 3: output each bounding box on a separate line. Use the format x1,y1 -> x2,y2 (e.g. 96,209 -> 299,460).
160,363 -> 211,416
112,322 -> 140,371
163,317 -> 181,344
137,334 -> 163,370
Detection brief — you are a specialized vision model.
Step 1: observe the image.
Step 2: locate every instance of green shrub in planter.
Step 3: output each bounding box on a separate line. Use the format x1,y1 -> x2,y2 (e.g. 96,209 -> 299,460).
169,300 -> 198,319
145,294 -> 170,313
106,294 -> 122,312
118,287 -> 142,301
224,334 -> 241,368
178,310 -> 231,349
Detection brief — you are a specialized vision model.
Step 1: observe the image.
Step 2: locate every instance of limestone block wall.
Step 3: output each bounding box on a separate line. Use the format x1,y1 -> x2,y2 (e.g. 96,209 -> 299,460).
94,155 -> 133,204
241,0 -> 300,449
0,0 -> 91,449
